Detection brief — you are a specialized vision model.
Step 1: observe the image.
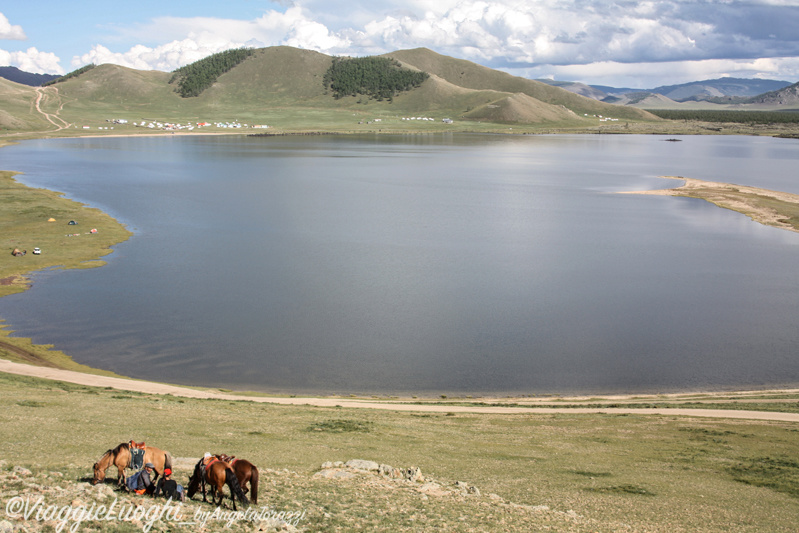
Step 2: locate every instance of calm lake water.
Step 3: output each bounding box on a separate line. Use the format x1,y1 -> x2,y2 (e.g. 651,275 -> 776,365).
2,134 -> 799,395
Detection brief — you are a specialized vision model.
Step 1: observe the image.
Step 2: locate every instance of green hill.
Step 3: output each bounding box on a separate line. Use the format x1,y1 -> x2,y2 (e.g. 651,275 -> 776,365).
385,48 -> 656,121
1,46 -> 661,133
0,78 -> 55,132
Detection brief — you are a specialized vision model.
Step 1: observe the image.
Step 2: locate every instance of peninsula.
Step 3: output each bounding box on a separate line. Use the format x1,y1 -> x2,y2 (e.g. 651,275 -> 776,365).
623,175 -> 799,233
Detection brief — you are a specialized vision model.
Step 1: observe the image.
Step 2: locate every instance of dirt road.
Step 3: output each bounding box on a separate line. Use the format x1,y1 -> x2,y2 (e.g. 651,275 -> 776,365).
2,358 -> 798,422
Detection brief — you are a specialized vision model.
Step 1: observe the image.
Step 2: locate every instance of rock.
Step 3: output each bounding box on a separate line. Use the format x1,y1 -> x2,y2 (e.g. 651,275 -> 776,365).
404,466 -> 424,483
417,482 -> 449,496
344,459 -> 379,471
0,520 -> 14,533
313,469 -> 356,480
12,466 -> 32,476
94,484 -> 115,500
378,464 -> 402,479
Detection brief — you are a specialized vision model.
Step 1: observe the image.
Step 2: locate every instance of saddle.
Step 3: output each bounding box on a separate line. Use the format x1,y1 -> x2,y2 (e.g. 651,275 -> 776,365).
129,440 -> 146,470
216,454 -> 236,466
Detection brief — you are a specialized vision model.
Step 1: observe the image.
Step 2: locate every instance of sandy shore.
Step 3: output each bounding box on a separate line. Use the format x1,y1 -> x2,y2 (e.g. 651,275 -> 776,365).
623,175 -> 799,233
2,358 -> 798,422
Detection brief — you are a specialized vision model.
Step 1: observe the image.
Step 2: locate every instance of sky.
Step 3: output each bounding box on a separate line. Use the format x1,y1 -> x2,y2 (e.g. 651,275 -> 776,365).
2,0 -> 799,89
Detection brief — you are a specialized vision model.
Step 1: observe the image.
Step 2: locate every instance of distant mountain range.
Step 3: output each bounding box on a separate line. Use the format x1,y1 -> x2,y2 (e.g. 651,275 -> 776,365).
0,66 -> 60,86
538,77 -> 798,108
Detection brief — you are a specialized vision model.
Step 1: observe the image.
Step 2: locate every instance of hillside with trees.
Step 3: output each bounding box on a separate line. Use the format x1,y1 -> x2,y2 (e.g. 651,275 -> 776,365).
170,48 -> 255,97
43,64 -> 96,86
323,57 -> 429,102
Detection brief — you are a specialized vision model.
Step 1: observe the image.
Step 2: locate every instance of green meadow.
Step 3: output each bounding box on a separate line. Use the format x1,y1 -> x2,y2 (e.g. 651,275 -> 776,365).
1,372 -> 798,531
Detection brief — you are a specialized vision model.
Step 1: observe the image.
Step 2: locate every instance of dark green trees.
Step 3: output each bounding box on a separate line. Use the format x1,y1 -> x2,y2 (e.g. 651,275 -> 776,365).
170,48 -> 255,98
42,64 -> 96,86
323,57 -> 429,101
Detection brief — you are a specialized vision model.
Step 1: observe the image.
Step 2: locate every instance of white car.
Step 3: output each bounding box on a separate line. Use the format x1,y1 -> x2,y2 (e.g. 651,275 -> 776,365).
33,247 -> 41,255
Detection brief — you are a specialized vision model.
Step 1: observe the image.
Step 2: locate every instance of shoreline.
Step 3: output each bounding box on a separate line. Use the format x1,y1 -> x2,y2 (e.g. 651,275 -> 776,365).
1,357 -> 798,421
621,175 -> 799,233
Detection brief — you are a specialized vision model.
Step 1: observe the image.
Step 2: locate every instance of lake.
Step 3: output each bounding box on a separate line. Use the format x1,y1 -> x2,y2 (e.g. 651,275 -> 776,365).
2,133 -> 799,396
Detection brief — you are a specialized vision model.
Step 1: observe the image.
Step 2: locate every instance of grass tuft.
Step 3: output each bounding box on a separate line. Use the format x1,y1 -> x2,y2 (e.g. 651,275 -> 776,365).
728,456 -> 799,498
16,399 -> 46,407
307,419 -> 373,433
585,484 -> 656,496
570,470 -> 613,478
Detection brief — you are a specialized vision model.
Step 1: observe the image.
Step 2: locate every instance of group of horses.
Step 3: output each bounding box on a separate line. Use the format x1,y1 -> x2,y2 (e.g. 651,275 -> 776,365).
91,442 -> 257,510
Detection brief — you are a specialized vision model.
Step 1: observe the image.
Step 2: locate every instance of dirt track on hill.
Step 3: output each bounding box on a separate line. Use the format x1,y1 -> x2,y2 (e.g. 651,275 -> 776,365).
2,358 -> 798,423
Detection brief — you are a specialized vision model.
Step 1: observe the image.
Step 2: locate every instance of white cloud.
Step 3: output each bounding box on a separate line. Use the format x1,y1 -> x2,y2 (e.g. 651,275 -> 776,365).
73,39 -> 251,72
0,12 -> 26,40
74,6 -> 350,71
0,47 -> 64,74
343,0 -> 722,68
58,1 -> 799,85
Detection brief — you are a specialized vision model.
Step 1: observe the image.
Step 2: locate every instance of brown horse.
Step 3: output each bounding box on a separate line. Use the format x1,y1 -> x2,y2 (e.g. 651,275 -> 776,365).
215,454 -> 259,505
187,457 -> 249,510
92,443 -> 172,486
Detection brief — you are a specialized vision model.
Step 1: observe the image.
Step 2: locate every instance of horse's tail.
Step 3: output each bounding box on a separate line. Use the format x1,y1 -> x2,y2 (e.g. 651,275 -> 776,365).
164,452 -> 173,471
225,468 -> 249,507
249,467 -> 259,505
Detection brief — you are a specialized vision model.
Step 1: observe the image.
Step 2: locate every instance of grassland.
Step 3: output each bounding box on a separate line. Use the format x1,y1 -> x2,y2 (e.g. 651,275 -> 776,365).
1,371 -> 798,532
0,170 -> 133,298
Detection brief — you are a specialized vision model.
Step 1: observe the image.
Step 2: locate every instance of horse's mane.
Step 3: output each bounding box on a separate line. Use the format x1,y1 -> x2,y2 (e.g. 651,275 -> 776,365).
111,443 -> 129,455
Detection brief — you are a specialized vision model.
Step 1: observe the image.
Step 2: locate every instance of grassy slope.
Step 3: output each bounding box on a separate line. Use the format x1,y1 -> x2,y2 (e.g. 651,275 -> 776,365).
41,64 -> 184,124
0,78 -> 53,132
385,48 -> 658,121
1,372 -> 798,532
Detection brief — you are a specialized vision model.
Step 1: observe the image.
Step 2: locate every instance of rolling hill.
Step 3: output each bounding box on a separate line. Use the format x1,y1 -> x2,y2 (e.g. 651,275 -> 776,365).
540,76 -> 797,111
385,48 -> 653,121
0,77 -> 56,131
744,81 -> 799,107
650,77 -> 793,101
1,46 -> 659,133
